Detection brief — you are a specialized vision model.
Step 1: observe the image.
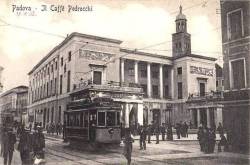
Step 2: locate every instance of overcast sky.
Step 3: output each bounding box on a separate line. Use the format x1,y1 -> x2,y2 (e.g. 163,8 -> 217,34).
0,0 -> 222,92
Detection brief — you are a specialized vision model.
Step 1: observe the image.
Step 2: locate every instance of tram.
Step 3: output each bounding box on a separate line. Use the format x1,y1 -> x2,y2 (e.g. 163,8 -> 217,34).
64,93 -> 122,144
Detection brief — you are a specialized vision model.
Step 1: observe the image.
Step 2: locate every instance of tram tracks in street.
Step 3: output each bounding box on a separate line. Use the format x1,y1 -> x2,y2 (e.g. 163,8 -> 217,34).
46,140 -> 111,165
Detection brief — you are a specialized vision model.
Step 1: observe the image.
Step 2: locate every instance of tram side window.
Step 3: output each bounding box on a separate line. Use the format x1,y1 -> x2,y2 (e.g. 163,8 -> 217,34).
98,112 -> 105,126
80,112 -> 83,127
69,114 -> 74,126
117,112 -> 120,125
107,112 -> 115,126
76,113 -> 80,126
84,112 -> 88,128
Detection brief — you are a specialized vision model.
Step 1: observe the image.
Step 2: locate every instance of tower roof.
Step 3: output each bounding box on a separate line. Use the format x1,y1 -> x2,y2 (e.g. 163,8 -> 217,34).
176,5 -> 186,20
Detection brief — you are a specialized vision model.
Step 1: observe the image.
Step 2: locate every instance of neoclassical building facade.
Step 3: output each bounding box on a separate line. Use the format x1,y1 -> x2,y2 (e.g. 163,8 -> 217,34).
28,7 -> 219,129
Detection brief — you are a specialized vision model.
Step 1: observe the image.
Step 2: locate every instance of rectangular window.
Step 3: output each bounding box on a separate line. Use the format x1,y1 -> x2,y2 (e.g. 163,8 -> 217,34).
165,71 -> 168,78
93,71 -> 102,85
152,71 -> 159,79
177,67 -> 182,75
55,61 -> 58,70
67,70 -> 71,92
68,51 -> 72,62
116,112 -> 120,125
58,106 -> 61,123
60,75 -> 63,94
61,57 -> 63,66
178,82 -> 183,99
227,9 -> 243,40
128,68 -> 134,76
46,82 -> 49,97
164,85 -> 169,98
83,112 -> 88,128
216,80 -> 219,87
51,107 -> 54,123
98,112 -> 105,126
231,59 -> 245,89
200,83 -> 205,96
54,78 -> 57,94
50,80 -> 53,96
107,112 -> 115,126
141,70 -> 147,78
140,84 -> 147,94
152,85 -> 159,98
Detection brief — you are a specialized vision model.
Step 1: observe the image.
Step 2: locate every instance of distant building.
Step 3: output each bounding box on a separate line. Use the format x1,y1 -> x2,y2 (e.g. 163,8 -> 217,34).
220,0 -> 250,153
0,66 -> 3,93
28,6 -> 218,129
0,85 -> 28,124
216,64 -> 224,91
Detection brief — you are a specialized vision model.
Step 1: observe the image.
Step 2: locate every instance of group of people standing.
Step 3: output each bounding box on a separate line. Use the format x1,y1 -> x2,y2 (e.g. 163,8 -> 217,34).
175,121 -> 189,139
45,122 -> 63,135
197,122 -> 228,154
0,123 -> 45,165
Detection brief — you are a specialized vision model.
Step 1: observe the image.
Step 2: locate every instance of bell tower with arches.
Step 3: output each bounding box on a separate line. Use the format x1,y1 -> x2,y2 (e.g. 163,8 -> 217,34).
172,6 -> 191,57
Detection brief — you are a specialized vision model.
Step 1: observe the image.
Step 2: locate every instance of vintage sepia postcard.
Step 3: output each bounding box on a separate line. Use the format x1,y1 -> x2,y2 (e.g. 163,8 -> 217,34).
0,0 -> 249,164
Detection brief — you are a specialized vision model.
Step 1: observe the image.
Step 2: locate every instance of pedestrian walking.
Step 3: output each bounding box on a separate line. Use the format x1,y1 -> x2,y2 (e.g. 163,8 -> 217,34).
147,124 -> 152,144
175,123 -> 181,139
56,122 -> 60,135
197,125 -> 204,152
155,125 -> 160,144
160,124 -> 166,141
183,122 -> 189,137
203,127 -> 209,154
217,122 -> 224,136
218,134 -> 229,152
208,128 -> 216,153
123,128 -> 134,165
139,125 -> 147,150
18,128 -> 33,165
33,126 -> 45,159
2,127 -> 16,165
58,122 -> 62,135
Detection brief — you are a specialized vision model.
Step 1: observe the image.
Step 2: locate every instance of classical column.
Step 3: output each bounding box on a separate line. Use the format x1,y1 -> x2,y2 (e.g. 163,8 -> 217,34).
159,64 -> 163,99
125,103 -> 130,128
134,60 -> 139,84
171,68 -> 174,99
137,103 -> 143,125
147,62 -> 151,97
197,109 -> 200,127
121,59 -> 125,83
216,107 -> 223,127
206,108 -> 211,128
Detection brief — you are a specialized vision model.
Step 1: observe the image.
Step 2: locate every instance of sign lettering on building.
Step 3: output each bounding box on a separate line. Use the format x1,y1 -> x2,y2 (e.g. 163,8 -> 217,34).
190,66 -> 213,77
79,49 -> 113,62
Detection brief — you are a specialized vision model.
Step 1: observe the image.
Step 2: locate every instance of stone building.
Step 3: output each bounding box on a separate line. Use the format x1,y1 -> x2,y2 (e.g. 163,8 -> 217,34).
220,0 -> 250,153
28,6 -> 218,129
0,85 -> 28,124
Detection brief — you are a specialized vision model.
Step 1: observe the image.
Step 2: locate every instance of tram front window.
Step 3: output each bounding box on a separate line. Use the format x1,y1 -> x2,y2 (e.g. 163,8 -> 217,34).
98,112 -> 105,126
117,112 -> 120,125
107,112 -> 115,126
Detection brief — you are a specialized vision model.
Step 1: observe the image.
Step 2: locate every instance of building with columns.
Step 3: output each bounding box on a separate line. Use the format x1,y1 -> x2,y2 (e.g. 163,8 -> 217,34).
28,6 -> 219,129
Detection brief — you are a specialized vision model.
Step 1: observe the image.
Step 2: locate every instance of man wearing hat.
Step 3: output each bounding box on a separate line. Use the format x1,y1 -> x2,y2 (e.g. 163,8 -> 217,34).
18,127 -> 33,165
33,126 -> 45,159
2,127 -> 16,165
